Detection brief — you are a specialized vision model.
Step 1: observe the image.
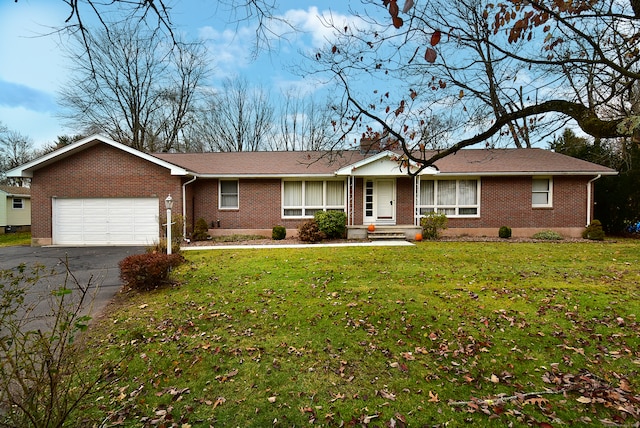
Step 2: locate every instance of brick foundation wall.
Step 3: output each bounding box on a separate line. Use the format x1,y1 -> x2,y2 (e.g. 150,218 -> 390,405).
31,143 -> 183,243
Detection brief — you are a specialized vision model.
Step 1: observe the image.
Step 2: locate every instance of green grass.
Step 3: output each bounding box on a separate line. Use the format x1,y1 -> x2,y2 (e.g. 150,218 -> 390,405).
0,231 -> 31,247
77,241 -> 639,427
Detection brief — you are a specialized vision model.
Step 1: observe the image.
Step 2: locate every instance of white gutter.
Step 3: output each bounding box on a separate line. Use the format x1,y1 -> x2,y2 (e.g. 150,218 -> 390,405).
586,175 -> 601,226
182,176 -> 197,239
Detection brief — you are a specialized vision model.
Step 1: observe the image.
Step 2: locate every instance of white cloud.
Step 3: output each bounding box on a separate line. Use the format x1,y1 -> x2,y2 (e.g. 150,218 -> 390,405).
0,2 -> 72,147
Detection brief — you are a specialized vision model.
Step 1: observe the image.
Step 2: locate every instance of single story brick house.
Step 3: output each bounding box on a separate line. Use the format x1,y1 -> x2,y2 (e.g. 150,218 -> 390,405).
7,134 -> 617,246
0,185 -> 31,234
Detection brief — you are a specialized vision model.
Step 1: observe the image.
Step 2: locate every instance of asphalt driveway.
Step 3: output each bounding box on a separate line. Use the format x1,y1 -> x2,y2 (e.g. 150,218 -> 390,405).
0,246 -> 145,331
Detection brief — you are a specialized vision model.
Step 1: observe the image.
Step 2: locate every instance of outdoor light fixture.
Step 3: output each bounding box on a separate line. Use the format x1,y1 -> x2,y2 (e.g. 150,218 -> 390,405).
165,194 -> 174,210
165,195 -> 173,254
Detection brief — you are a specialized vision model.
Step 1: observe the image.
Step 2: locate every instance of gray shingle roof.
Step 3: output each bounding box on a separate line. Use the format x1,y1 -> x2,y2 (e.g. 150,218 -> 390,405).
0,185 -> 31,196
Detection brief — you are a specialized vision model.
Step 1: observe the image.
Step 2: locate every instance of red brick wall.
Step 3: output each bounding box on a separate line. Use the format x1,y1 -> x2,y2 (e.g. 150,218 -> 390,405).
188,178 -> 313,231
396,177 -> 415,224
446,176 -> 590,229
31,143 -> 182,241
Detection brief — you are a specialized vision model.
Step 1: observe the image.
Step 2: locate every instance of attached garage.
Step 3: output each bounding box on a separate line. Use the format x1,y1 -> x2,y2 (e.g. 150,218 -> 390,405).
53,198 -> 160,246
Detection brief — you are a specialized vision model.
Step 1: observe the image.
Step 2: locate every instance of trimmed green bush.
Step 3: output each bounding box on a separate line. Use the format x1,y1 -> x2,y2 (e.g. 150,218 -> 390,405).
298,220 -> 326,243
119,253 -> 185,291
582,219 -> 605,241
420,213 -> 448,240
532,230 -> 563,240
191,217 -> 210,241
272,225 -> 287,240
498,226 -> 512,239
314,210 -> 347,239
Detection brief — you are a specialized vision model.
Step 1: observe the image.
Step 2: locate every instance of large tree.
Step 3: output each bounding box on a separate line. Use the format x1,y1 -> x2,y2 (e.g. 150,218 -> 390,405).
14,1 -> 287,66
58,22 -> 208,153
273,92 -> 336,151
310,0 -> 640,173
0,124 -> 35,187
190,78 -> 274,152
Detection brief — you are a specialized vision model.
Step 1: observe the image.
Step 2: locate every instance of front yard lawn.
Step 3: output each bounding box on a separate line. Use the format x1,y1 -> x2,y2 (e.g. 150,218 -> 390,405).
0,231 -> 30,247
79,241 -> 639,426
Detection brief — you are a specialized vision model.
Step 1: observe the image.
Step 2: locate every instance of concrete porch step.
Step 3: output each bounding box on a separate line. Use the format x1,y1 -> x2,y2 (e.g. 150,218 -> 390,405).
367,231 -> 408,240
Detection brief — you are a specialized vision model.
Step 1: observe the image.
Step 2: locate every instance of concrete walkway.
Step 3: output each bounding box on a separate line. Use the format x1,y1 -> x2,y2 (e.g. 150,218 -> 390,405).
181,240 -> 415,251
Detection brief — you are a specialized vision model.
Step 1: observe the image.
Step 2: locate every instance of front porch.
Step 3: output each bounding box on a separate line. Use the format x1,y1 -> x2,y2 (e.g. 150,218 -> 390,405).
347,224 -> 422,240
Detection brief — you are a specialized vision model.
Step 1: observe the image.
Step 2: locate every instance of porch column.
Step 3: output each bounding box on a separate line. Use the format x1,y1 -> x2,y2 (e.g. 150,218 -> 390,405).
414,175 -> 420,226
347,176 -> 355,226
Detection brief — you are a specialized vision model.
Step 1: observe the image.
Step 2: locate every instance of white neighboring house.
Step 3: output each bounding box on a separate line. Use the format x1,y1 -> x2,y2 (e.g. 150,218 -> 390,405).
0,185 -> 31,234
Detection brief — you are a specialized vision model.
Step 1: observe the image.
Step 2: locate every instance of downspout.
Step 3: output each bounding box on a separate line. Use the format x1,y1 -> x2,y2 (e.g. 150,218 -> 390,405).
586,175 -> 601,226
182,175 -> 197,239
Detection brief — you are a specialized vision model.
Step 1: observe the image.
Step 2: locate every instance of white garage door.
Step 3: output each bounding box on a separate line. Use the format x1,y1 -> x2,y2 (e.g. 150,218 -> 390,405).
53,198 -> 160,245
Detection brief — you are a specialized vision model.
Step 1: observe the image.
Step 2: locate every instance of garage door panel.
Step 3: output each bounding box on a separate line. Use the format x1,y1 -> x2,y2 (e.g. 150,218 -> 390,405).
54,198 -> 160,246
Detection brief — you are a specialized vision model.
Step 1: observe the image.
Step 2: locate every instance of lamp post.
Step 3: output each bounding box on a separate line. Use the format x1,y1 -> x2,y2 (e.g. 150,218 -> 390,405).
165,194 -> 173,255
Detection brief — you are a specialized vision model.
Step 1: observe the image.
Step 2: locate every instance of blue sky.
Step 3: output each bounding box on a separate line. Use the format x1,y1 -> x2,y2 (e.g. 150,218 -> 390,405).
0,1 -> 353,149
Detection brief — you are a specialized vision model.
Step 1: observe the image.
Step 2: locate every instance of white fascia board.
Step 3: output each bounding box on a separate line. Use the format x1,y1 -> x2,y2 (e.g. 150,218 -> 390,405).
433,171 -> 618,177
195,174 -> 339,179
335,150 -> 428,177
6,134 -> 188,177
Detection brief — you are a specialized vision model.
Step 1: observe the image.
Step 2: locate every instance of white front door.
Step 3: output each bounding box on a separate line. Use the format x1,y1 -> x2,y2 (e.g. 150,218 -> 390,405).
363,179 -> 396,225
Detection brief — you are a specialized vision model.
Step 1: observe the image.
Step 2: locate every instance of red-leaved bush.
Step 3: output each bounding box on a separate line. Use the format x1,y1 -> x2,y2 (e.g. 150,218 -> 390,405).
119,253 -> 185,291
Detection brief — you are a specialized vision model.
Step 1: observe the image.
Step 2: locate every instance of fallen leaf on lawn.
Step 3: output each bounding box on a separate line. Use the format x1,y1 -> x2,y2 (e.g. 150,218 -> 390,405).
213,397 -> 226,409
619,378 -> 632,392
524,397 -> 549,406
490,374 -> 499,383
215,369 -> 238,382
379,389 -> 397,401
363,414 -> 379,423
138,304 -> 148,309
428,391 -> 439,402
330,392 -> 345,402
577,396 -> 592,403
268,396 -> 277,403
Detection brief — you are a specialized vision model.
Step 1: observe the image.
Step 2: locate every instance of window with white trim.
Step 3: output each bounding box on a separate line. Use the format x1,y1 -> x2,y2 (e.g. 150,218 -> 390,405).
12,198 -> 23,209
532,178 -> 552,207
219,180 -> 239,209
418,179 -> 479,216
282,180 -> 346,217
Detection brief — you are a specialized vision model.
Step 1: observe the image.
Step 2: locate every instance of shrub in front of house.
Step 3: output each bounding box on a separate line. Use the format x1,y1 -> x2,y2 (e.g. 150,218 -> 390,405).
314,210 -> 347,239
119,253 -> 185,291
420,212 -> 448,240
191,217 -> 210,241
532,230 -> 563,240
298,219 -> 326,243
272,225 -> 287,240
498,226 -> 512,239
582,219 -> 605,241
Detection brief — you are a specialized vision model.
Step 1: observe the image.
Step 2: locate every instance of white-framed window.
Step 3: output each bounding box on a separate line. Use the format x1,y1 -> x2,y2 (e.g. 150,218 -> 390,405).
532,177 -> 552,208
282,180 -> 346,217
219,180 -> 239,209
418,179 -> 480,217
12,198 -> 23,209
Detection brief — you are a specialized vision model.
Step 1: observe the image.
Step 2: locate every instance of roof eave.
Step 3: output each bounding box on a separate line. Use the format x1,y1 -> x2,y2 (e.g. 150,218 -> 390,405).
193,173 -> 340,179
434,171 -> 618,177
6,134 -> 189,178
